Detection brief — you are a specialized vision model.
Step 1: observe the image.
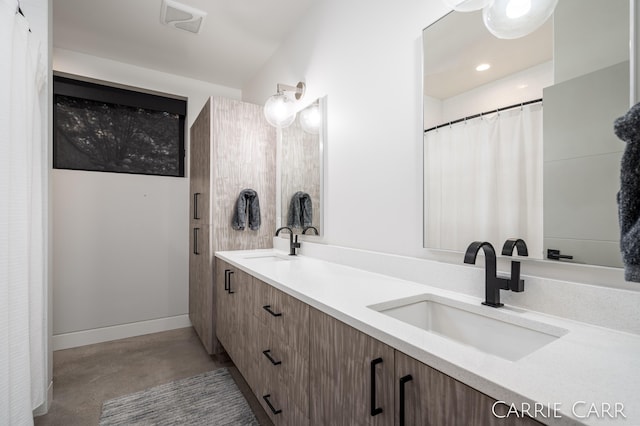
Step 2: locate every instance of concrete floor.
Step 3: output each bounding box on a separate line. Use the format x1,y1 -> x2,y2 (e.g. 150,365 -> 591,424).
34,327 -> 272,426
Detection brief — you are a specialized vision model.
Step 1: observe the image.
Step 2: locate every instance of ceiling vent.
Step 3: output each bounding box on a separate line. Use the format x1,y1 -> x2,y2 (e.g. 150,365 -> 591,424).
160,0 -> 207,34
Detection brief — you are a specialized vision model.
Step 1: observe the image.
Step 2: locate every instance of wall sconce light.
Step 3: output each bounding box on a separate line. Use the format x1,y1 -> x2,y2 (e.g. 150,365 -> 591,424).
442,0 -> 558,39
483,0 -> 558,39
299,102 -> 321,135
264,82 -> 306,128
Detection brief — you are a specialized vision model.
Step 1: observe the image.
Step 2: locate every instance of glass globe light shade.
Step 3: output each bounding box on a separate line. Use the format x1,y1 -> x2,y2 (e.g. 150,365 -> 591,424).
483,0 -> 558,39
442,0 -> 492,12
264,92 -> 297,128
299,104 -> 321,135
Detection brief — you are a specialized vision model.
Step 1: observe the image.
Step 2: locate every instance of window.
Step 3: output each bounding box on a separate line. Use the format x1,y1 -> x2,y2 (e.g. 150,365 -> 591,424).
53,75 -> 186,177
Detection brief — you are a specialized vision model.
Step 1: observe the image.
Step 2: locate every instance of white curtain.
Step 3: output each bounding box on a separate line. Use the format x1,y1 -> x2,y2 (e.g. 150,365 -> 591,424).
424,103 -> 543,257
1,0 -> 47,424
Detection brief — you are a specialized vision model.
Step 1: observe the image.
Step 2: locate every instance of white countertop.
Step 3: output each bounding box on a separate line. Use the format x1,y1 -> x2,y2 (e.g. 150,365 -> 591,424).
216,249 -> 640,426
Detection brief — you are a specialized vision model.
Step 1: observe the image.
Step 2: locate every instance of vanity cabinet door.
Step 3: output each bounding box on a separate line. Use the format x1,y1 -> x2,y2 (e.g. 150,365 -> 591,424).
395,351 -> 544,426
215,259 -> 253,373
309,308 -> 395,426
189,224 -> 212,352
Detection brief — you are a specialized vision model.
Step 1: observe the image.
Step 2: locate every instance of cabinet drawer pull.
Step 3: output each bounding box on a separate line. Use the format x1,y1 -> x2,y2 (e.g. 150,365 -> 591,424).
193,192 -> 201,219
262,394 -> 282,415
193,228 -> 200,255
370,357 -> 383,416
227,271 -> 234,294
399,374 -> 413,426
262,305 -> 282,317
224,269 -> 230,291
262,349 -> 282,366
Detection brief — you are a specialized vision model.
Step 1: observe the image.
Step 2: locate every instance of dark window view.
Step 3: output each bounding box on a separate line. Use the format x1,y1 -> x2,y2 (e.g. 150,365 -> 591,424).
53,76 -> 186,177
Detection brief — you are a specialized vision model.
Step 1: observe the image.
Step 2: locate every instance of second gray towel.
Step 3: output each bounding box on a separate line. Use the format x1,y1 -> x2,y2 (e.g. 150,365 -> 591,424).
232,189 -> 261,231
287,191 -> 312,229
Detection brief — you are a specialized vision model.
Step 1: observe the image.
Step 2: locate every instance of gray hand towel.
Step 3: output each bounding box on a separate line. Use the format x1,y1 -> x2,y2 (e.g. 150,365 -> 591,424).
614,103 -> 640,282
287,191 -> 312,229
232,189 -> 261,231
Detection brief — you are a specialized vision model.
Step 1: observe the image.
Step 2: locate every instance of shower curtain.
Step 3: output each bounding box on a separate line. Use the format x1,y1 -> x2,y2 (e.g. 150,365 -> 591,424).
1,0 -> 48,424
424,103 -> 543,257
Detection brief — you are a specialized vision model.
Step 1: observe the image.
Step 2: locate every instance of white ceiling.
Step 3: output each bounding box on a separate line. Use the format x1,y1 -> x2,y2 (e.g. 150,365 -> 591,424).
53,0 -> 315,89
423,10 -> 553,100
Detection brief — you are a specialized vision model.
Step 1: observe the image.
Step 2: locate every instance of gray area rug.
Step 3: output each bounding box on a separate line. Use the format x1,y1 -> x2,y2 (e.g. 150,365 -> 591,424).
99,368 -> 259,425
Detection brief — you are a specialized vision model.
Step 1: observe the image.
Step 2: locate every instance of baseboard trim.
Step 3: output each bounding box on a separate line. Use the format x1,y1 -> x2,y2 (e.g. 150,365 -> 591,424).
53,315 -> 192,351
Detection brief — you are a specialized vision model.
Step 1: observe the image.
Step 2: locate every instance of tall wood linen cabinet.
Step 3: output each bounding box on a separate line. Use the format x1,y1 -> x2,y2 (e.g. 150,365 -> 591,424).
189,96 -> 276,354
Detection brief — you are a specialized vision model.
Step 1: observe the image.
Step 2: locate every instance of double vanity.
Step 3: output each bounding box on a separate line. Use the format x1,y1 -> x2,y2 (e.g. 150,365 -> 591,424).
215,246 -> 640,426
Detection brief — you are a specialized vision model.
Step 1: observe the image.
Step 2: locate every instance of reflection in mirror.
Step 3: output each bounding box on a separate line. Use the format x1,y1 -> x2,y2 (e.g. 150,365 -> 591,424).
423,0 -> 630,269
279,97 -> 325,236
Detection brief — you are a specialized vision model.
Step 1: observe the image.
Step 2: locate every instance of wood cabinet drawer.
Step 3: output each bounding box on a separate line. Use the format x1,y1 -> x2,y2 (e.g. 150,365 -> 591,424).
254,280 -> 309,348
256,356 -> 309,426
255,321 -> 308,413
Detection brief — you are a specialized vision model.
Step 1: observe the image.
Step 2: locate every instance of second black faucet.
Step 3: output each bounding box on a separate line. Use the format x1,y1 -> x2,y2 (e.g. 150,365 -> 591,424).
464,239 -> 528,307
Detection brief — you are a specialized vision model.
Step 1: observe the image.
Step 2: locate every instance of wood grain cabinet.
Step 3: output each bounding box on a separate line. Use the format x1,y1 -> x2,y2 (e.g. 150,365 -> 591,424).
395,351 -> 543,426
309,307 -> 395,426
253,281 -> 310,425
188,97 -> 276,355
215,259 -> 309,425
309,308 -> 544,426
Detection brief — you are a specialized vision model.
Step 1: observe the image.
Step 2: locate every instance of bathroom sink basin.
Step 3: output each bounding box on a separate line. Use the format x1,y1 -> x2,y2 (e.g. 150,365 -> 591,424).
241,252 -> 293,262
369,294 -> 567,361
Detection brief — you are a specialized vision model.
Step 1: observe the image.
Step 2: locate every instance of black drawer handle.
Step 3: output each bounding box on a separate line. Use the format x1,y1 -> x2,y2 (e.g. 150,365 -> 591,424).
224,269 -> 230,291
227,271 -> 234,294
262,394 -> 282,415
262,350 -> 282,366
193,192 -> 200,219
370,357 -> 383,416
262,305 -> 282,317
399,374 -> 413,426
193,228 -> 200,255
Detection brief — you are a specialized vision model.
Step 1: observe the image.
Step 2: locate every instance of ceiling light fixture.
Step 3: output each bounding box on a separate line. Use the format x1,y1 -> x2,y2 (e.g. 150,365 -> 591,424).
263,82 -> 306,128
475,63 -> 491,71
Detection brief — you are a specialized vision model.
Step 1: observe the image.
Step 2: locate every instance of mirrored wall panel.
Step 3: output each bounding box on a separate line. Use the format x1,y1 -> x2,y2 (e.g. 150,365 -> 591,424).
423,0 -> 630,268
278,97 -> 325,236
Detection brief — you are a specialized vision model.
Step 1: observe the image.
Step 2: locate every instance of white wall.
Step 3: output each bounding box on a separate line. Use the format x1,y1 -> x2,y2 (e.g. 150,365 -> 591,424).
243,0 -> 449,257
52,48 -> 241,348
243,0 -> 640,286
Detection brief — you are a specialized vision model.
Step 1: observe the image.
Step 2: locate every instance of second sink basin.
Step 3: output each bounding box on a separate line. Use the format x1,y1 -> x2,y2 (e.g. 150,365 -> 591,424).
242,252 -> 294,263
369,294 -> 567,361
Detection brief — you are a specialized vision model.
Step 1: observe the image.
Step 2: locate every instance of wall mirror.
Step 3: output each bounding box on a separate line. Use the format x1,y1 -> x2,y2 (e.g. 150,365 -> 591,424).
422,0 -> 631,268
277,96 -> 326,236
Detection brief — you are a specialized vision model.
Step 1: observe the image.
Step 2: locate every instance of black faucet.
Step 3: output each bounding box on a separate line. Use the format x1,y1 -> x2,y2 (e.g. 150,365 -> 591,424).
464,240 -> 526,308
501,238 -> 528,293
275,226 -> 300,256
302,226 -> 319,235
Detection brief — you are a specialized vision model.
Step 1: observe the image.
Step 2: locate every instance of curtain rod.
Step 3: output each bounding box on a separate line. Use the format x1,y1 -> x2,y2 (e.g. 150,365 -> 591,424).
424,98 -> 543,133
